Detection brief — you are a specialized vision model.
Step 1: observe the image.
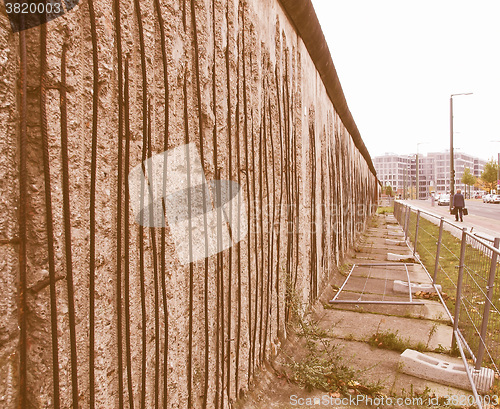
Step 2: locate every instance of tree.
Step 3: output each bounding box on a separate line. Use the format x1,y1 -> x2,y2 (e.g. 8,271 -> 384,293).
461,167 -> 476,198
384,184 -> 393,197
480,159 -> 498,193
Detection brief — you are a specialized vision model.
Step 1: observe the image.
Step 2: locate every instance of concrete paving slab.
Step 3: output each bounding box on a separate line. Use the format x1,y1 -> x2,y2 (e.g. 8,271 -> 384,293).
325,299 -> 450,321
318,309 -> 453,350
330,341 -> 469,399
385,238 -> 406,245
331,289 -> 413,304
356,246 -> 408,256
387,225 -> 403,230
342,264 -> 431,284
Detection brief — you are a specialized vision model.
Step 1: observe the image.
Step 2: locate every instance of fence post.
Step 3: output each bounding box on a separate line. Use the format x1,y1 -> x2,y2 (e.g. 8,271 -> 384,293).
452,227 -> 468,349
413,210 -> 421,257
400,204 -> 405,231
475,237 -> 500,370
433,217 -> 444,285
404,206 -> 410,240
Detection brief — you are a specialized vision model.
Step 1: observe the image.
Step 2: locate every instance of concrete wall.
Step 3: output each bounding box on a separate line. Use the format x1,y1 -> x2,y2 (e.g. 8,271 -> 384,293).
0,0 -> 378,407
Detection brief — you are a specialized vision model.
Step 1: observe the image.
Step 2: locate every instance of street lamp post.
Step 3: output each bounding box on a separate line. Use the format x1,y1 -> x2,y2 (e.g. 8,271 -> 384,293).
490,141 -> 500,193
416,154 -> 419,200
416,142 -> 427,200
449,93 -> 473,213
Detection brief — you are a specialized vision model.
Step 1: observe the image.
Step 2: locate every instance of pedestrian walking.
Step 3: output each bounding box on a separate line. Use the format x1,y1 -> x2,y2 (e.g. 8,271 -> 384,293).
453,189 -> 465,222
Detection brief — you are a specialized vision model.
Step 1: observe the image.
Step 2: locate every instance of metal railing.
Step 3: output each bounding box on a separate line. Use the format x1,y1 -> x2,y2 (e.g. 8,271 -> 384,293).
394,201 -> 500,405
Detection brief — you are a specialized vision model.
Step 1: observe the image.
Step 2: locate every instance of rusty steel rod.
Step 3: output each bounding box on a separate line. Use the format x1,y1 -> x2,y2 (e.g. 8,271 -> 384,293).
17,19 -> 27,409
132,0 -> 149,405
145,100 -> 161,409
40,22 -> 61,409
60,40 -> 79,409
112,0 -> 125,405
258,105 -> 265,364
182,69 -> 195,409
212,2 -> 219,407
234,29 -> 242,397
274,65 -> 283,340
88,0 -> 99,406
263,89 -> 274,359
240,1 -> 253,389
152,0 -> 171,405
225,0 -> 233,399
124,58 -> 135,409
189,0 -> 211,406
250,106 -> 259,377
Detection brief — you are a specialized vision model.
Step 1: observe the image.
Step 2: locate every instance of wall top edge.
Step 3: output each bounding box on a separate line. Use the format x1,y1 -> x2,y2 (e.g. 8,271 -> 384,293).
278,0 -> 377,177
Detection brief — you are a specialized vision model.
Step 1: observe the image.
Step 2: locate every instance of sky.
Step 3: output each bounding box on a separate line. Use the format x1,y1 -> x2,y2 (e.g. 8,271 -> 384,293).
310,0 -> 500,162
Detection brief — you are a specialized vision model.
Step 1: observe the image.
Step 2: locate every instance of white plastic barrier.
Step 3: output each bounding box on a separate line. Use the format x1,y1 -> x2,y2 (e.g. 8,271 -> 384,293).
385,238 -> 405,246
399,349 -> 495,393
387,253 -> 414,262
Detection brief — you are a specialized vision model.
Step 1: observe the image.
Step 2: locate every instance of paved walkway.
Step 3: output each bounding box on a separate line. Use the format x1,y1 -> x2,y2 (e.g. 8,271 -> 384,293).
238,212 -> 472,409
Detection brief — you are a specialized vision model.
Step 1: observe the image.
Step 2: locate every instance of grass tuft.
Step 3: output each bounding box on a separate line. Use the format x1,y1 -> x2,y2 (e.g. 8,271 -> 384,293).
368,330 -> 426,353
279,283 -> 383,397
377,206 -> 394,215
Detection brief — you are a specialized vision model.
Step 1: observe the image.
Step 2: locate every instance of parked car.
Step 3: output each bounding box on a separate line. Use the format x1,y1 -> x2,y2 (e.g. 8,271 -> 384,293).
437,194 -> 450,206
483,194 -> 493,203
492,195 -> 500,204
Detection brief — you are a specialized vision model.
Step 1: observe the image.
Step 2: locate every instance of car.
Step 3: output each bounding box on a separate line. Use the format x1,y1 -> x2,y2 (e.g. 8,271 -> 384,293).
483,194 -> 492,203
492,195 -> 500,204
437,194 -> 450,206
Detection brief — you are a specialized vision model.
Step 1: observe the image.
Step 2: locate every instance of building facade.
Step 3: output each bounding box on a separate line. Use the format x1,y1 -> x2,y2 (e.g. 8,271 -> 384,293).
374,152 -> 486,199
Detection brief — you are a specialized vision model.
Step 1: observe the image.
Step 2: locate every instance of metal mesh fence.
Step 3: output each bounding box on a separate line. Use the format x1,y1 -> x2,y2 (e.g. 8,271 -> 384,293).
413,214 -> 438,283
395,201 -> 500,401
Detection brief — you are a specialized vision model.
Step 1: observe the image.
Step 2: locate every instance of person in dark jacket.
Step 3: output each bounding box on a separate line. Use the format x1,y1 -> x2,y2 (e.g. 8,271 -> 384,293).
453,189 -> 465,222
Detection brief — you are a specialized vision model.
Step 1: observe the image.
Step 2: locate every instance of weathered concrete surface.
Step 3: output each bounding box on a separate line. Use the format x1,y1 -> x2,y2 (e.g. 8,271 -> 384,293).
0,0 -> 378,407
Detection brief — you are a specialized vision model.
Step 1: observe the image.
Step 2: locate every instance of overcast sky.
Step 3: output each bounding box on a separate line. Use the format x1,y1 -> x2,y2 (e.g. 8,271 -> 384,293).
310,0 -> 500,162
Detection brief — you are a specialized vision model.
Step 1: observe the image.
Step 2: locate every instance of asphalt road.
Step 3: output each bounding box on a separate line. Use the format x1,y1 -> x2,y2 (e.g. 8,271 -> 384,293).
465,199 -> 500,221
403,199 -> 500,240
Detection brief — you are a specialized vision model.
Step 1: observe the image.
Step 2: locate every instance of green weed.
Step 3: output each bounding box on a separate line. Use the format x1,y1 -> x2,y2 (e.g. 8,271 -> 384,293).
377,206 -> 394,215
280,283 -> 383,396
368,330 -> 426,353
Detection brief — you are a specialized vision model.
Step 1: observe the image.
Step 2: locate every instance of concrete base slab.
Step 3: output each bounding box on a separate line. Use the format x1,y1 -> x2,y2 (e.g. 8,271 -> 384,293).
388,231 -> 405,237
321,309 -> 452,350
385,238 -> 405,245
387,253 -> 415,262
399,349 -> 495,393
387,225 -> 402,230
393,280 -> 442,294
327,299 -> 450,321
344,264 -> 430,283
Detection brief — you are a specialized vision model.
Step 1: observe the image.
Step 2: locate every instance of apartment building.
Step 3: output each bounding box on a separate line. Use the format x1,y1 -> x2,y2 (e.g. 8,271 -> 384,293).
374,151 -> 486,199
373,154 -> 414,196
